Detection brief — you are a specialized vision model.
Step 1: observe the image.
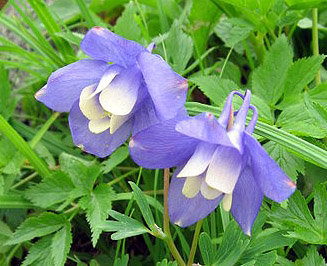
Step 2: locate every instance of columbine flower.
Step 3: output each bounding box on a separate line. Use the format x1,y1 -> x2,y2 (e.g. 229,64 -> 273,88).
35,27 -> 187,157
129,90 -> 296,235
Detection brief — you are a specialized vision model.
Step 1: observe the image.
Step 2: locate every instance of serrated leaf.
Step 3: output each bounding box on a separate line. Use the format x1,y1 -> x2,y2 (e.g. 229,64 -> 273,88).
51,222 -> 72,266
25,171 -> 75,208
100,210 -> 149,240
308,83 -> 327,107
199,232 -> 214,265
190,75 -> 238,106
282,55 -> 326,105
59,153 -> 100,194
252,35 -> 293,105
263,141 -> 304,181
165,21 -> 193,73
6,212 -> 66,245
114,3 -> 142,42
276,103 -> 327,138
314,184 -> 327,241
129,182 -> 155,230
215,221 -> 250,265
300,247 -> 326,266
79,184 -> 114,247
254,251 -> 277,266
214,17 -> 254,48
22,235 -> 54,266
102,146 -> 129,174
270,190 -> 326,244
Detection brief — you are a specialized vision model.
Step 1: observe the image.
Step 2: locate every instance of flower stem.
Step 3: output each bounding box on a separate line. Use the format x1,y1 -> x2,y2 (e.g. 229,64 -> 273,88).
164,168 -> 186,266
312,8 -> 320,85
187,220 -> 203,266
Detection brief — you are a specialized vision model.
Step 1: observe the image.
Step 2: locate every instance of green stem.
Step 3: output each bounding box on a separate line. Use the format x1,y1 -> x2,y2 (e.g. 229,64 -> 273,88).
219,47 -> 233,79
312,8 -> 320,85
187,220 -> 203,266
164,168 -> 186,266
30,112 -> 60,148
11,172 -> 38,189
0,114 -> 51,178
107,169 -> 140,187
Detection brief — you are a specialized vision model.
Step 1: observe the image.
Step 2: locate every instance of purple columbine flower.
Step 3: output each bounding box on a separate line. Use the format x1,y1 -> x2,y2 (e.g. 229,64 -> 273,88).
35,27 -> 187,157
129,90 -> 296,235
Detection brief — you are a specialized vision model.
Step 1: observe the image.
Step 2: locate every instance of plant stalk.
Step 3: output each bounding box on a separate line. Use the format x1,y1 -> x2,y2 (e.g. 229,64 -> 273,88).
312,8 -> 320,85
163,168 -> 186,266
187,220 -> 203,266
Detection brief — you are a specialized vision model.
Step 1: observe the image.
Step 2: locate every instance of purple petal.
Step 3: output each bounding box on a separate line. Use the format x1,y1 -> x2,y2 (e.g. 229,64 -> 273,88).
217,91 -> 241,128
35,59 -> 109,112
99,66 -> 142,115
244,133 -> 296,202
132,97 -> 159,134
245,105 -> 258,134
231,90 -> 251,132
137,52 -> 188,120
80,27 -> 146,67
69,100 -> 132,158
231,165 -> 264,236
129,114 -> 198,169
168,169 -> 222,227
176,113 -> 232,146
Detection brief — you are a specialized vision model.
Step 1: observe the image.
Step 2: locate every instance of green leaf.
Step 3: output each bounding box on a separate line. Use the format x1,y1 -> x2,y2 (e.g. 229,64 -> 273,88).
314,184 -> 327,241
304,93 -> 327,131
215,221 -> 250,265
22,235 -> 54,266
284,0 -> 327,9
165,21 -> 193,73
6,212 -> 66,245
129,182 -> 155,231
114,3 -> 142,42
308,83 -> 327,107
102,146 -> 129,174
100,210 -> 149,240
25,171 -> 75,208
252,35 -> 293,105
199,232 -> 214,265
55,32 -> 84,46
276,103 -> 327,138
300,247 -> 326,266
156,258 -> 178,266
282,55 -> 326,105
190,76 -> 238,106
59,153 -> 100,194
0,221 -> 12,253
114,254 -> 129,266
214,17 -> 254,48
51,222 -> 72,266
271,189 -> 326,244
254,251 -> 277,266
79,184 -> 114,247
263,141 -> 304,181
0,194 -> 34,209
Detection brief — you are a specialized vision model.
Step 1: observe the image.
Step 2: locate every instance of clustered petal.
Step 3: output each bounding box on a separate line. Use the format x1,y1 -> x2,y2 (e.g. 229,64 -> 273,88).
35,27 -> 187,157
130,90 -> 296,235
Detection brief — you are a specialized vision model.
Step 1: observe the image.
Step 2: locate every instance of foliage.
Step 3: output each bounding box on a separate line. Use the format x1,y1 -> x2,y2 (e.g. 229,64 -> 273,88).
0,0 -> 327,265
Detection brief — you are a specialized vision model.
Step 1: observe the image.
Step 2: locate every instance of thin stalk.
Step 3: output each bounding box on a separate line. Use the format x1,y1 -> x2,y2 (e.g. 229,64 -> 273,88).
11,172 -> 38,189
312,8 -> 320,85
219,47 -> 233,79
30,112 -> 60,148
0,114 -> 51,178
187,220 -> 203,266
107,169 -> 139,187
163,168 -> 186,266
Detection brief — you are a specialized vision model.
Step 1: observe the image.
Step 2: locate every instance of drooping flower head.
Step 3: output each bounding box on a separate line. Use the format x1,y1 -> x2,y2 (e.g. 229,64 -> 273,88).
129,90 -> 296,235
35,27 -> 187,157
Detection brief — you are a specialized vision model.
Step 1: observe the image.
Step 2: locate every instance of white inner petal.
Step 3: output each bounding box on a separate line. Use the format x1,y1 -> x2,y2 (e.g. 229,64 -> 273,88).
222,193 -> 233,212
200,181 -> 222,200
177,142 -> 216,178
110,114 -> 130,134
89,68 -> 120,98
205,146 -> 242,194
79,84 -> 105,120
88,117 -> 111,134
182,176 -> 202,198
